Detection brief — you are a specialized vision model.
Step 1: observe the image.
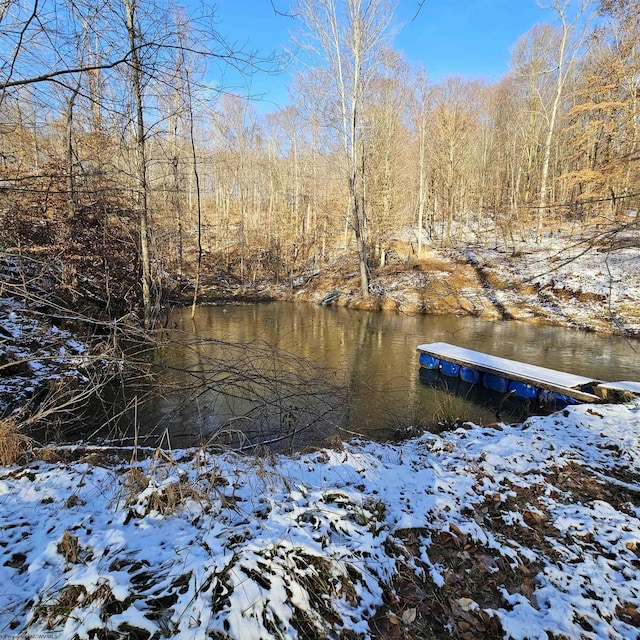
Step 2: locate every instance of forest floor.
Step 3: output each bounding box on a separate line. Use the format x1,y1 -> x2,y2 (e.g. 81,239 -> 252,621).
1,230 -> 639,639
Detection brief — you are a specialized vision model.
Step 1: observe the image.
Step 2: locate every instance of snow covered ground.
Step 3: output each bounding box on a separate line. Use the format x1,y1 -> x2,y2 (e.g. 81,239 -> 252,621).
1,400 -> 639,639
0,296 -> 91,416
464,235 -> 640,336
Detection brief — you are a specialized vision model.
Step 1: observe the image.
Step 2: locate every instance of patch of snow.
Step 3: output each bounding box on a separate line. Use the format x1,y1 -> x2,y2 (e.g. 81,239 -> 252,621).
0,400 -> 639,638
0,297 -> 91,414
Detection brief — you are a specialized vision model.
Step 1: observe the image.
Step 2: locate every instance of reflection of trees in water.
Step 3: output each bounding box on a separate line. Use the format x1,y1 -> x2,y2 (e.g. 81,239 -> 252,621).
112,302 -> 638,452
145,332 -> 349,452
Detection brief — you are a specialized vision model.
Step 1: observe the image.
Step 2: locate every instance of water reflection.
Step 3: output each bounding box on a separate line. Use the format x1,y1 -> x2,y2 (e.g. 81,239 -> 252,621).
145,332 -> 348,451
131,302 -> 637,450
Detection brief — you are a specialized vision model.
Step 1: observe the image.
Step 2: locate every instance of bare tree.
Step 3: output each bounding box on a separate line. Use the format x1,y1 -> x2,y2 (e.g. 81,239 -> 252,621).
429,77 -> 480,246
186,65 -> 203,318
535,0 -> 595,239
294,0 -> 397,297
364,49 -> 411,269
412,67 -> 432,256
123,0 -> 154,327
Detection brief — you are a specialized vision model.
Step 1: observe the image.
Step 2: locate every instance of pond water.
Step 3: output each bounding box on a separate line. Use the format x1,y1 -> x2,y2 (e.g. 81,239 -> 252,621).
129,302 -> 638,451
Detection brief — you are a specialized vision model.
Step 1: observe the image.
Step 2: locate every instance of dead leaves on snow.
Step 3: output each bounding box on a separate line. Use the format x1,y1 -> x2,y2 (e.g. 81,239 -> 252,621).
371,524 -> 525,639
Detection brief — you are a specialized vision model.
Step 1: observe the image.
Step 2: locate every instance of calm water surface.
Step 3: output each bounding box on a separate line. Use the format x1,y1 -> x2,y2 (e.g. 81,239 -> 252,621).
132,302 -> 638,450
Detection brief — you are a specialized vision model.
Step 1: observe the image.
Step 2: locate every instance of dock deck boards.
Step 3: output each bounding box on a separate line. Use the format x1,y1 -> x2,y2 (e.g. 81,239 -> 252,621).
596,381 -> 640,395
417,341 -> 602,402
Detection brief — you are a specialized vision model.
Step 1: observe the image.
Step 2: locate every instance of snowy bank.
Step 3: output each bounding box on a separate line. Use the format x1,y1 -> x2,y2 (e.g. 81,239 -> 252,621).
0,296 -> 91,416
268,233 -> 640,336
1,401 -> 639,639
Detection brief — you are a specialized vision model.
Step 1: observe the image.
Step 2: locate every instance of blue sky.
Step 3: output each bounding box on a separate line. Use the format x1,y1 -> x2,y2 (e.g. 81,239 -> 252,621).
208,0 -> 551,111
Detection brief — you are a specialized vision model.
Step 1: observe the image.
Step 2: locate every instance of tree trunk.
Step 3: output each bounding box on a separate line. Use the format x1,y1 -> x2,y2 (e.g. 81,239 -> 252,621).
124,0 -> 153,328
187,67 -> 203,319
65,82 -> 81,221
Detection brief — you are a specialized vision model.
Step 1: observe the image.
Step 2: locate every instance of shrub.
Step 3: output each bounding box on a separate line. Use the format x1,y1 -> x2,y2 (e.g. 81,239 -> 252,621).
0,417 -> 32,466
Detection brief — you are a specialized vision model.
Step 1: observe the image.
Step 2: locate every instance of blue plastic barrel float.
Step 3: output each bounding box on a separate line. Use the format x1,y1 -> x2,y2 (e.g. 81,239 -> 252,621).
483,373 -> 510,393
460,366 -> 482,385
419,353 -> 440,370
508,380 -> 538,400
439,361 -> 461,377
538,389 -> 580,409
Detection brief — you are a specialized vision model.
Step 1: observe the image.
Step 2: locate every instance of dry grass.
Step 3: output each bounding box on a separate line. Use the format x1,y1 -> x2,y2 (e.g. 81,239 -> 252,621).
38,584 -> 87,629
414,255 -> 457,274
32,581 -> 125,632
0,416 -> 33,466
121,466 -> 150,508
57,530 -> 81,567
121,452 -> 212,517
144,478 -> 207,515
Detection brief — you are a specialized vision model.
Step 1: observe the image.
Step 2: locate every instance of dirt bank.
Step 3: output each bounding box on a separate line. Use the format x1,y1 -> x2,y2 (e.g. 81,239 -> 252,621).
192,241 -> 640,338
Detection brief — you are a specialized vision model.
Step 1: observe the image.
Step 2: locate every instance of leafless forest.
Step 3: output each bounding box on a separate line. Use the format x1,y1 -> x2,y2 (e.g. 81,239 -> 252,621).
1,0 -> 638,326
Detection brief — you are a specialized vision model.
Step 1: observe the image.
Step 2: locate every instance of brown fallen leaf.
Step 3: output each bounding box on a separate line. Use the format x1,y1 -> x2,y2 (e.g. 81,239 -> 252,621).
523,510 -> 547,526
402,607 -> 417,624
386,612 -> 400,625
520,577 -> 538,600
456,597 -> 476,612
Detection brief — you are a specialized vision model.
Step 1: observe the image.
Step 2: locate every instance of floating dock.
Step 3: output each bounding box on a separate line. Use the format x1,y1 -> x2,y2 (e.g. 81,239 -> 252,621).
595,381 -> 640,401
417,341 -> 604,404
